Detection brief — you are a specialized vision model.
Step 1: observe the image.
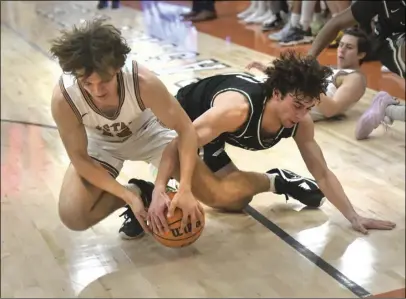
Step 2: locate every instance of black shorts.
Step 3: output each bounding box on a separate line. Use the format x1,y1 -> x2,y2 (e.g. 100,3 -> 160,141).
199,138 -> 232,173
376,32 -> 405,78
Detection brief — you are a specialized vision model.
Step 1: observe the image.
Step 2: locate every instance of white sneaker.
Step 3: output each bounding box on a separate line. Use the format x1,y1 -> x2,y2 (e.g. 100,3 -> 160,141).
262,14 -> 277,27
237,1 -> 257,19
243,1 -> 266,23
244,9 -> 267,23
252,10 -> 274,24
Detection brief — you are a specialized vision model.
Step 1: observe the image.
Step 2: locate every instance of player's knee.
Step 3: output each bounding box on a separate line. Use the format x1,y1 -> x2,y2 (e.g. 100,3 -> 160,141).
58,194 -> 91,231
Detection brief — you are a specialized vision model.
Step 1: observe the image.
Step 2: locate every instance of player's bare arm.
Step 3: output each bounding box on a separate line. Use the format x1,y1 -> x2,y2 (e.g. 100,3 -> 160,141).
155,91 -> 250,188
318,71 -> 366,117
50,84 -> 149,229
136,64 -> 203,233
307,7 -> 357,58
150,91 -> 249,233
293,115 -> 396,234
137,64 -> 198,193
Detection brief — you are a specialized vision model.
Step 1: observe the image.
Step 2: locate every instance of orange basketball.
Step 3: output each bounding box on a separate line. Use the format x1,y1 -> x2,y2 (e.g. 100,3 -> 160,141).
153,191 -> 205,248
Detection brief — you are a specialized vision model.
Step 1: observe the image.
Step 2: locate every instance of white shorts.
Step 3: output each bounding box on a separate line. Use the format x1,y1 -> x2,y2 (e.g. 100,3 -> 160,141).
88,117 -> 177,177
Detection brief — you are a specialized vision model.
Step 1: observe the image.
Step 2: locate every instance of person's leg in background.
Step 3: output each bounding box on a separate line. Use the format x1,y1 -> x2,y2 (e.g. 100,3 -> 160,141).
242,1 -> 269,24
112,0 -> 119,9
279,0 -> 316,46
180,0 -> 201,19
184,0 -> 217,22
237,1 -> 258,20
97,0 -> 119,9
268,0 -> 301,42
262,0 -> 289,31
247,1 -> 275,25
97,1 -> 108,9
324,0 -> 351,48
355,33 -> 405,140
310,1 -> 325,36
355,92 -> 404,140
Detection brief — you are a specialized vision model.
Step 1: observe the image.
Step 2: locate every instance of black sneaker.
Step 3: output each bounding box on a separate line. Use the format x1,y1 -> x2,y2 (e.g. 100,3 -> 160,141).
118,178 -> 154,240
267,168 -> 326,208
262,18 -> 285,32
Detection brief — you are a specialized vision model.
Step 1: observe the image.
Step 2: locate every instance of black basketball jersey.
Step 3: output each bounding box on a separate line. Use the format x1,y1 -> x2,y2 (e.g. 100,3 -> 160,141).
176,73 -> 298,151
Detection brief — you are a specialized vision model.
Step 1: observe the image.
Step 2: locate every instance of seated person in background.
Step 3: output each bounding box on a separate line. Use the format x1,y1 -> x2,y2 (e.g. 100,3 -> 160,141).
306,0 -> 405,138
247,28 -> 370,122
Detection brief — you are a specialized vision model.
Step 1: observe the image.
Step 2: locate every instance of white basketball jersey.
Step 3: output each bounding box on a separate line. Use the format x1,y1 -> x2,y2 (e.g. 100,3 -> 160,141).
59,60 -> 155,143
326,68 -> 356,98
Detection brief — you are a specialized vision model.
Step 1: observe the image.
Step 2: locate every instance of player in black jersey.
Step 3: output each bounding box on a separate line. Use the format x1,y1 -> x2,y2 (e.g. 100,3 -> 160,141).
308,0 -> 405,79
147,51 -> 395,236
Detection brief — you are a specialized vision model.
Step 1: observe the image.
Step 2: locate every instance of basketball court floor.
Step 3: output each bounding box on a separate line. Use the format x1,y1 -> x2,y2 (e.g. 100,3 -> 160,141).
1,1 -> 405,298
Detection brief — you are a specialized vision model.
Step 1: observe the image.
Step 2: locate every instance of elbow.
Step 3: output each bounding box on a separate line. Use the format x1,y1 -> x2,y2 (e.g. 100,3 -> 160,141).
69,153 -> 91,175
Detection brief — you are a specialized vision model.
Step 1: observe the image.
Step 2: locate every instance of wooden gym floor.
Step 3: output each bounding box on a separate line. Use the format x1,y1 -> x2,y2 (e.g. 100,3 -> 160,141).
1,1 -> 405,298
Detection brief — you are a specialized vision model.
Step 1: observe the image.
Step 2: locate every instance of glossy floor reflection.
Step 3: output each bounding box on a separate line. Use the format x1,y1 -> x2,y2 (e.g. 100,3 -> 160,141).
1,1 -> 405,298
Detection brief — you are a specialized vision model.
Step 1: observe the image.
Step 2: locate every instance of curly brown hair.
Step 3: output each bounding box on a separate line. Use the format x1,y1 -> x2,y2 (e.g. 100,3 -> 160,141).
263,50 -> 333,103
49,18 -> 131,80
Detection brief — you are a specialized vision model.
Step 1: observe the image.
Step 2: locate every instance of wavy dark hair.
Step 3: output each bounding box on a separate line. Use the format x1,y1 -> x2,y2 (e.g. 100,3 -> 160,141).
263,50 -> 333,103
49,18 -> 131,80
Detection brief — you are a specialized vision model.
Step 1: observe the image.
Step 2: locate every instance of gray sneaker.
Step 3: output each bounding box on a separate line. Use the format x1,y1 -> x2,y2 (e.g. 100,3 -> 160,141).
268,21 -> 291,41
279,26 -> 313,46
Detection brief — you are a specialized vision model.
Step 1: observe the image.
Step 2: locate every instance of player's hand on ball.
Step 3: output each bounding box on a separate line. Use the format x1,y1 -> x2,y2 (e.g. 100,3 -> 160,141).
148,186 -> 171,234
350,215 -> 396,234
167,189 -> 204,233
122,189 -> 150,233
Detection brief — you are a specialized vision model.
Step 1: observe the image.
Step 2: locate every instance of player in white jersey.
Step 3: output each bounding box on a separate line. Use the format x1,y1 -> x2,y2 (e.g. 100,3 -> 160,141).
247,28 -> 370,122
50,19 -> 204,239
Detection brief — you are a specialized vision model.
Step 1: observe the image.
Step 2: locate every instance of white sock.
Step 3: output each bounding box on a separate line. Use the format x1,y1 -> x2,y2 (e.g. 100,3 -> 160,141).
265,173 -> 277,193
290,13 -> 300,27
300,0 -> 316,30
385,104 -> 406,122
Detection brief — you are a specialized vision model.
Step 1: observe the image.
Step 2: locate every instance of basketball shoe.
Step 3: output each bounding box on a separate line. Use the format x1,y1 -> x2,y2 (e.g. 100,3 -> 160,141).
267,168 -> 326,208
119,178 -> 154,240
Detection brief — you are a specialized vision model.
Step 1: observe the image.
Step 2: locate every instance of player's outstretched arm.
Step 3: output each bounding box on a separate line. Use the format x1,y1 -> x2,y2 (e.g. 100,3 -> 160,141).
308,6 -> 356,58
293,115 -> 396,234
137,65 -> 203,233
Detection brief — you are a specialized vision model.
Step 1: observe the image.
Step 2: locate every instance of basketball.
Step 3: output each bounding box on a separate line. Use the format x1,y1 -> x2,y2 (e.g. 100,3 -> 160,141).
153,191 -> 205,248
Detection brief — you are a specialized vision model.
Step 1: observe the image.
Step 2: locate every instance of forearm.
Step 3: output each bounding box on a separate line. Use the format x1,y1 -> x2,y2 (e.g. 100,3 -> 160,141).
308,20 -> 343,58
176,125 -> 198,191
72,155 -> 128,201
316,169 -> 358,221
154,139 -> 179,189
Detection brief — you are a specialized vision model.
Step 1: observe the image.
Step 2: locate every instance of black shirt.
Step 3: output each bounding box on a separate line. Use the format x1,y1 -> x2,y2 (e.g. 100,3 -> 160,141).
351,0 -> 405,39
176,73 -> 299,151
